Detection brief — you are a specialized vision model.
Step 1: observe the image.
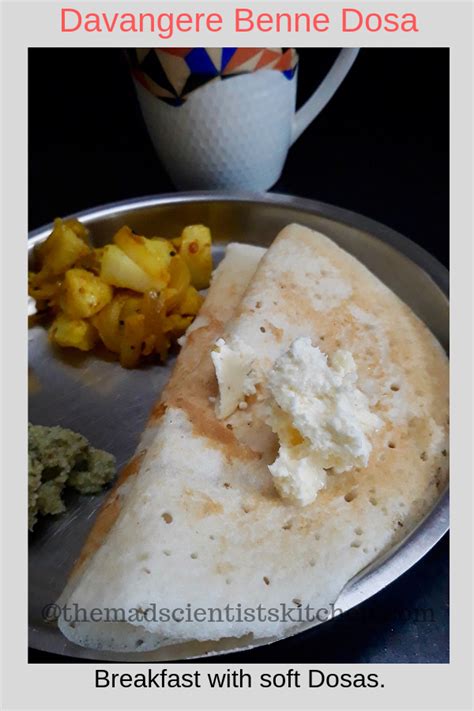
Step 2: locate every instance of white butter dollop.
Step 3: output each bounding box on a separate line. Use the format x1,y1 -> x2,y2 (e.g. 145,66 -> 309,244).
211,337 -> 259,419
267,337 -> 382,506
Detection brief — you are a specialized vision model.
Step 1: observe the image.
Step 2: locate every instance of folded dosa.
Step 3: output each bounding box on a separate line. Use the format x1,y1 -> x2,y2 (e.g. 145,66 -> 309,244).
58,225 -> 448,654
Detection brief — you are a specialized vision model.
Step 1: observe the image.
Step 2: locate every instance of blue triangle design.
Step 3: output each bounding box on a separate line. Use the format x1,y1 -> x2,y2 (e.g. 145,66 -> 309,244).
186,48 -> 219,77
220,48 -> 237,71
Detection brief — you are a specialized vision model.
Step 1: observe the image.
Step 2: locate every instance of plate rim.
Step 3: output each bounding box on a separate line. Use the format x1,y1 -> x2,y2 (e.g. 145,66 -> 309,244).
28,191 -> 449,661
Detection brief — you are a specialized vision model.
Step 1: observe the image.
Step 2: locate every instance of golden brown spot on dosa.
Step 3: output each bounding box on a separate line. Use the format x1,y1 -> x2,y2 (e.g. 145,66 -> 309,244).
149,400 -> 167,423
69,450 -> 146,578
267,323 -> 283,341
183,487 -> 224,518
162,319 -> 260,463
172,394 -> 259,463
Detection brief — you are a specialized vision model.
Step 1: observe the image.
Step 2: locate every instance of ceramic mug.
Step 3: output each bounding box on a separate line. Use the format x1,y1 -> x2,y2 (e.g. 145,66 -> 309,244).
133,49 -> 359,191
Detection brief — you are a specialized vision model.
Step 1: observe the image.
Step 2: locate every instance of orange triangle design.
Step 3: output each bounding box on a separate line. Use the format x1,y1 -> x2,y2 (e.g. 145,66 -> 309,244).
223,48 -> 264,75
159,48 -> 191,58
227,52 -> 264,75
255,49 -> 281,70
273,49 -> 294,72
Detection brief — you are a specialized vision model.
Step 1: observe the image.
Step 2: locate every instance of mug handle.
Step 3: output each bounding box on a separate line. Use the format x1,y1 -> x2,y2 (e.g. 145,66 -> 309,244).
291,48 -> 360,144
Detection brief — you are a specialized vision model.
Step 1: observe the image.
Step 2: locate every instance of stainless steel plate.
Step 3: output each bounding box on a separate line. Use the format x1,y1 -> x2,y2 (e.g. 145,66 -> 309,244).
28,192 -> 449,661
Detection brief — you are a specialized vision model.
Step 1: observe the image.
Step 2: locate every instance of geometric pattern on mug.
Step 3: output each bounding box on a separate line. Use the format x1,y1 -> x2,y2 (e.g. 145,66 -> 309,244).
129,48 -> 298,106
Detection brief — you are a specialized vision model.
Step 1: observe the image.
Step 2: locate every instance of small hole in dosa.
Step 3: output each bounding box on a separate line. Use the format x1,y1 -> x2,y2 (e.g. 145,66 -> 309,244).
344,490 -> 357,503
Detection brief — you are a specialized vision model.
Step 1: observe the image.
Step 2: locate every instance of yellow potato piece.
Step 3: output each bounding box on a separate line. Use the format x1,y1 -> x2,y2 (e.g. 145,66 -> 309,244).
75,247 -> 104,275
164,313 -> 193,335
170,236 -> 182,250
90,293 -> 128,353
36,218 -> 91,277
143,289 -> 164,333
59,268 -> 113,319
142,290 -> 171,362
180,224 -> 212,290
119,294 -> 143,321
177,285 -> 203,316
141,335 -> 156,357
28,272 -> 62,302
114,227 -> 172,289
120,313 -> 145,368
49,313 -> 97,351
63,218 -> 90,243
100,245 -> 158,293
164,255 -> 191,311
146,237 -> 175,265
